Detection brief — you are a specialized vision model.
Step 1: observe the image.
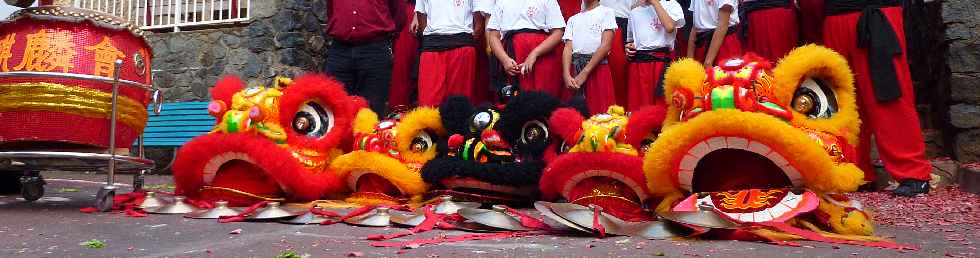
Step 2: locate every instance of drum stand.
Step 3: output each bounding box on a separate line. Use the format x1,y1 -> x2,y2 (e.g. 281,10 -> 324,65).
0,59 -> 163,211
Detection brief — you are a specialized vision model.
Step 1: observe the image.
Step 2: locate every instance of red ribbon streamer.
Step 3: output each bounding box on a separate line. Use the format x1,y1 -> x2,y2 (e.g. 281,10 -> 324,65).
218,201 -> 268,223
592,209 -> 606,238
369,231 -> 544,248
504,207 -> 553,231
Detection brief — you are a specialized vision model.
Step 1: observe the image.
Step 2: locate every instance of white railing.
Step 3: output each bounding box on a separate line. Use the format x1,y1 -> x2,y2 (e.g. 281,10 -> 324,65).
73,0 -> 250,32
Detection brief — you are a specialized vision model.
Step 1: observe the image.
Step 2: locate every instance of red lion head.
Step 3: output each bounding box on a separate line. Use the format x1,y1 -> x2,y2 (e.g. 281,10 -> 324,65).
172,74 -> 364,206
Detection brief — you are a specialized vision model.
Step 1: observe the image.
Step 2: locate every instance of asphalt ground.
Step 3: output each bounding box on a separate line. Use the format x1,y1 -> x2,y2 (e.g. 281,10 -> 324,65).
0,171 -> 976,258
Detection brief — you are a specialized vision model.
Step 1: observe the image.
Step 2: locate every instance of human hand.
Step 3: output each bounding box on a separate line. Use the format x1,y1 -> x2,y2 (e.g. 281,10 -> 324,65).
625,43 -> 637,58
574,73 -> 588,88
503,57 -> 520,76
564,74 -> 579,90
520,54 -> 538,75
410,15 -> 421,34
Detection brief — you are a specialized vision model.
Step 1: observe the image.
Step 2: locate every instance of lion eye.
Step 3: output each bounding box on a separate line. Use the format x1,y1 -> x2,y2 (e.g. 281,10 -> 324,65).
793,78 -> 838,119
521,120 -> 549,144
470,111 -> 494,133
410,131 -> 433,153
292,101 -> 333,138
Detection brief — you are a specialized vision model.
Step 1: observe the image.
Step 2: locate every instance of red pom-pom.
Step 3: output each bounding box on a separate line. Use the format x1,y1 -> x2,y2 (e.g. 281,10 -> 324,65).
211,75 -> 244,105
548,108 -> 585,140
447,134 -> 465,149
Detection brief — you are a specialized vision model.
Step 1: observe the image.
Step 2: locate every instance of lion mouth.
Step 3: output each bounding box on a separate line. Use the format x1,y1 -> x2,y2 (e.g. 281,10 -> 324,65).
562,170 -> 647,204
673,137 -> 820,223
348,170 -> 407,202
678,136 -> 804,193
200,152 -> 286,204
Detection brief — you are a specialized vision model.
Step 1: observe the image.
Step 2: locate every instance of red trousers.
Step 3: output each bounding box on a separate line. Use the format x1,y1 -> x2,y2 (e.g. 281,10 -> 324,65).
823,7 -> 931,181
610,28 -> 629,106
627,60 -> 670,112
675,31 -> 690,59
388,3 -> 419,108
581,64 -> 616,115
513,33 -> 565,98
744,7 -> 798,61
473,38 -> 492,105
558,0 -> 581,21
695,32 -> 743,65
798,0 -> 825,44
417,46 -> 477,107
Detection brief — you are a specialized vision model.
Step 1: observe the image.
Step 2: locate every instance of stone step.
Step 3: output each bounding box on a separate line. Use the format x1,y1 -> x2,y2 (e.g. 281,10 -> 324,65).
957,164 -> 980,194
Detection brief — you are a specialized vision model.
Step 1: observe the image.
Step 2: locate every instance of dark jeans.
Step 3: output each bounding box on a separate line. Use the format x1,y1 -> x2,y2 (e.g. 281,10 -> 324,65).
324,39 -> 393,114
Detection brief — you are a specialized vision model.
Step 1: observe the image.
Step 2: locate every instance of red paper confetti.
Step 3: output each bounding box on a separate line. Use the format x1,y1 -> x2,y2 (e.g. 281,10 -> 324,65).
849,186 -> 979,227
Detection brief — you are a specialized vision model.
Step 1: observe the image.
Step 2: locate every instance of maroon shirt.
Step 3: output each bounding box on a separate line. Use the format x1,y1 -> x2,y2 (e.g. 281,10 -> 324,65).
327,0 -> 407,43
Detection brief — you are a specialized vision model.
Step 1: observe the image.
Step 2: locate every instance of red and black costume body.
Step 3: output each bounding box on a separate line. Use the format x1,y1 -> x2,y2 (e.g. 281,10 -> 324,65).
821,0 -> 931,182
421,91 -> 588,204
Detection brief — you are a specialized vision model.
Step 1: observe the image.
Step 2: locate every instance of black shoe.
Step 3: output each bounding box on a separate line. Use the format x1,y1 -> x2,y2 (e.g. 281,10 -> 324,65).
893,179 -> 930,197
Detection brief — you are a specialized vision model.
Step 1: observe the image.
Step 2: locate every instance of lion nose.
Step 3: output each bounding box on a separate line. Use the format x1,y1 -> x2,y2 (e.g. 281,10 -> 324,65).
480,129 -> 510,150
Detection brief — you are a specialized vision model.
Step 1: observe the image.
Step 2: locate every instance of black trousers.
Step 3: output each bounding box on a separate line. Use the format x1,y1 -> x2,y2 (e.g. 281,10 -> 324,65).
324,39 -> 393,114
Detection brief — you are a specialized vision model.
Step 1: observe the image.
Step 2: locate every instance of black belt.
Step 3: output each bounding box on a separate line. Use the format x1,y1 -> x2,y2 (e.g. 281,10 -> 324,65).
489,29 -> 549,94
616,17 -> 629,45
572,53 -> 608,75
420,33 -> 475,52
694,26 -> 737,47
632,48 -> 673,97
571,53 -> 608,96
826,0 -> 903,102
738,0 -> 793,40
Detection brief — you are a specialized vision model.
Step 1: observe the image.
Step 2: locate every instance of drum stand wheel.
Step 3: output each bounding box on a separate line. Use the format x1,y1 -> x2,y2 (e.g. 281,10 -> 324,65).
95,186 -> 116,212
132,170 -> 146,192
19,170 -> 45,202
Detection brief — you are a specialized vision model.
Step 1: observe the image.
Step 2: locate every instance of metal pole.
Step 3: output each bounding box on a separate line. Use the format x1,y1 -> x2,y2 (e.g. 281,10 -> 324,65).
107,59 -> 123,187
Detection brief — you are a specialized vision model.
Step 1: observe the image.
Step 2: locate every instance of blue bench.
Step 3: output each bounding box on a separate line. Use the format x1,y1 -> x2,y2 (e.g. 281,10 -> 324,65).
138,101 -> 214,171
142,101 -> 215,147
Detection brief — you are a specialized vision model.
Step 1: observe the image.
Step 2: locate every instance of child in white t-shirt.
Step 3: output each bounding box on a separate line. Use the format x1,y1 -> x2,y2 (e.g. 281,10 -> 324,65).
414,0 -> 488,106
561,0 -> 619,114
625,0 -> 685,111
486,0 -> 567,99
686,0 -> 742,66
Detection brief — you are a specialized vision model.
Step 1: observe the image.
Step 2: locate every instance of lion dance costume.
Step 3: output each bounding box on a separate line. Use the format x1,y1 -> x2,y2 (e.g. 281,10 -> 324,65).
331,106 -> 445,205
539,105 -> 666,221
421,91 -> 587,204
172,75 -> 363,206
644,45 -> 895,242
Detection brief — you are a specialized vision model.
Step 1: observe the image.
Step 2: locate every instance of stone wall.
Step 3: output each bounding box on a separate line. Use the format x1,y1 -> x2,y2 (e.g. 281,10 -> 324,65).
147,0 -> 327,102
943,0 -> 980,163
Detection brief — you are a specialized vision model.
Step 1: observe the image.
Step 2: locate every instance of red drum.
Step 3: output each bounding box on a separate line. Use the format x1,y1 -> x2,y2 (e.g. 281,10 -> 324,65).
0,6 -> 153,148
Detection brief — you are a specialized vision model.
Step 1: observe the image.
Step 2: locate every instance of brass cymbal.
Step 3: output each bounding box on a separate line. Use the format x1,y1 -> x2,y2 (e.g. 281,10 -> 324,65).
145,196 -> 200,214
185,201 -> 241,219
139,191 -> 168,210
389,210 -> 427,227
281,207 -> 354,225
457,205 -> 530,231
432,195 -> 481,214
533,201 -> 591,233
657,209 -> 740,229
344,207 -> 393,227
250,202 -> 302,220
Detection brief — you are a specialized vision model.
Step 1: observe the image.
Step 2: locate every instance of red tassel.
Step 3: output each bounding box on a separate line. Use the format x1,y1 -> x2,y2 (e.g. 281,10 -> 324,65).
185,199 -> 214,210
218,201 -> 268,223
504,207 -> 552,231
592,210 -> 606,238
367,205 -> 444,241
320,205 -> 379,225
79,207 -> 98,213
369,231 -> 543,248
